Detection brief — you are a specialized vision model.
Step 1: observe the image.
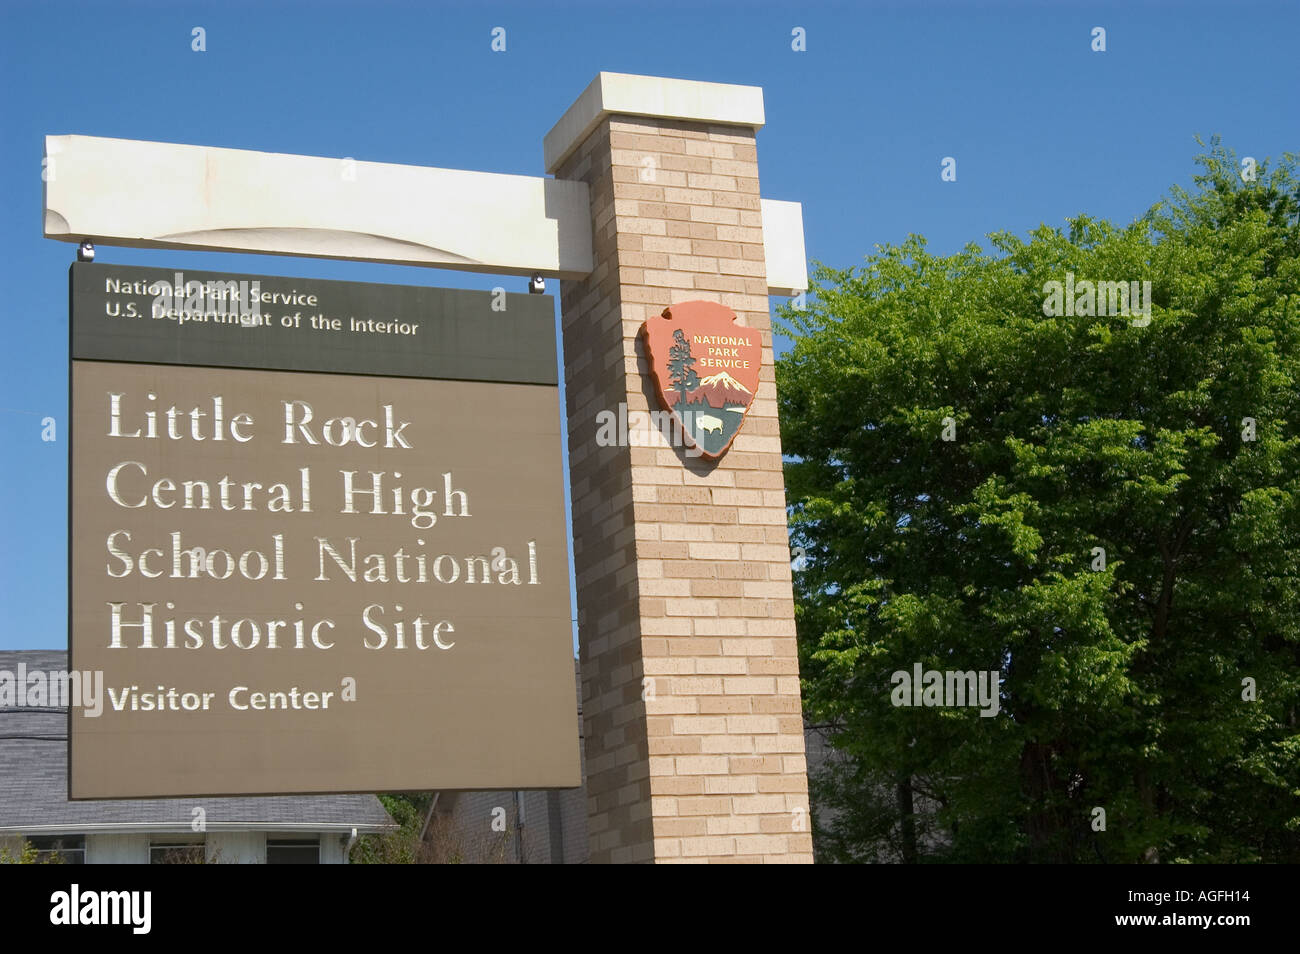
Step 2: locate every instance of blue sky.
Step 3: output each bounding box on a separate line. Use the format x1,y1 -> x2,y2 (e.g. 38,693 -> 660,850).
0,0 -> 1295,648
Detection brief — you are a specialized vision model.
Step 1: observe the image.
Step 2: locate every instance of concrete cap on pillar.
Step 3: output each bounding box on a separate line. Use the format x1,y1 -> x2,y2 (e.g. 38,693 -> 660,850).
544,72 -> 766,174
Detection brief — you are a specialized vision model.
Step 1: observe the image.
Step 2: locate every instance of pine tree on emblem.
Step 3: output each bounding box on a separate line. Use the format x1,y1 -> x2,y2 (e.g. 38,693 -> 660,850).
668,329 -> 700,405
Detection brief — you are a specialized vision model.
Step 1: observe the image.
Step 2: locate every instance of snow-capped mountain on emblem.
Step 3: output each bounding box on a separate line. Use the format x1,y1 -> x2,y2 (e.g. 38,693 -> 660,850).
641,301 -> 762,459
679,371 -> 754,408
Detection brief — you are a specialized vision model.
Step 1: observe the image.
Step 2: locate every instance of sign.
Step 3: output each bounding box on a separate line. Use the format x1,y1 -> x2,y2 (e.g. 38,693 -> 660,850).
641,301 -> 762,458
68,263 -> 580,798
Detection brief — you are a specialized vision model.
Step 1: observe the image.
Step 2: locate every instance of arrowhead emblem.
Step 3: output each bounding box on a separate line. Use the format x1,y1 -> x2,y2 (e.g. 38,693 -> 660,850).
641,301 -> 762,459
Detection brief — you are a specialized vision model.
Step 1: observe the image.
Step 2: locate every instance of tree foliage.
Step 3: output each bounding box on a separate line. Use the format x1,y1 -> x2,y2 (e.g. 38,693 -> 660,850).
0,840 -> 60,864
349,793 -> 432,864
777,140 -> 1300,863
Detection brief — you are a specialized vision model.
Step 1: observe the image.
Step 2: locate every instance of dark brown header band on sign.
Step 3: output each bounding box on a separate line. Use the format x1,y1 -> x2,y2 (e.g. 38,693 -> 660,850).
70,262 -> 558,385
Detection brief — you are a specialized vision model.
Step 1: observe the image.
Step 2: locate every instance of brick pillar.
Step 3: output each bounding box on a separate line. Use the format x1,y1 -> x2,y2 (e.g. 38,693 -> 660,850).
554,82 -> 813,863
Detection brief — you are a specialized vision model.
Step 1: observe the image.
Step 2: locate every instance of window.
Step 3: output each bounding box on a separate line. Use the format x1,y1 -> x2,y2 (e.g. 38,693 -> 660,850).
266,838 -> 320,864
27,835 -> 85,864
150,840 -> 205,864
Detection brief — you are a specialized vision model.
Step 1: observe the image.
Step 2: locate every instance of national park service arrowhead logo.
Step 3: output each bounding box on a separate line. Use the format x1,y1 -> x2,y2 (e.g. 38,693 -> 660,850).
641,301 -> 762,459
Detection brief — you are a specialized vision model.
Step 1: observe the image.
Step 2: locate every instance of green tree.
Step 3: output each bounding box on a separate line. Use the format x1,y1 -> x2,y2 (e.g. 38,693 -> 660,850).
777,140 -> 1300,863
0,840 -> 64,864
349,793 -> 433,864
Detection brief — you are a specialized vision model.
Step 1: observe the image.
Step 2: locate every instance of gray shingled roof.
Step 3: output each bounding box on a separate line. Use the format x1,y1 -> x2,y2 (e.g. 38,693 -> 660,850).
0,651 -> 395,835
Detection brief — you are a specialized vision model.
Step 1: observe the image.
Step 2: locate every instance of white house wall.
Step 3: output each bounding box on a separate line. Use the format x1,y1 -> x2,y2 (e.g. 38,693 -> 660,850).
207,831 -> 264,864
85,833 -> 149,863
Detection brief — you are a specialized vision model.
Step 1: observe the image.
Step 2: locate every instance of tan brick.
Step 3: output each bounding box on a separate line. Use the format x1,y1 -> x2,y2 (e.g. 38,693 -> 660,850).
731,794 -> 788,814
683,139 -> 728,157
657,486 -> 712,504
734,834 -> 789,855
642,235 -> 693,253
760,814 -> 803,833
707,815 -> 762,834
674,796 -> 732,816
668,254 -> 719,273
746,618 -> 797,637
754,734 -> 807,754
653,837 -> 683,858
636,614 -> 691,634
665,598 -> 719,617
639,578 -> 692,597
643,696 -> 697,715
680,836 -> 736,857
722,638 -> 773,656
757,770 -> 809,793
642,657 -> 696,675
689,205 -> 741,225
648,736 -> 702,756
723,677 -> 777,696
650,776 -> 706,796
688,542 -> 740,560
747,656 -> 801,675
672,714 -> 728,734
710,158 -> 760,177
656,816 -> 708,837
693,273 -> 749,293
753,695 -> 803,714
661,184 -> 715,205
686,173 -> 737,190
675,755 -> 729,776
694,657 -> 748,675
659,523 -> 713,542
726,714 -> 780,734
697,695 -> 752,714
730,756 -> 783,775
667,637 -> 722,656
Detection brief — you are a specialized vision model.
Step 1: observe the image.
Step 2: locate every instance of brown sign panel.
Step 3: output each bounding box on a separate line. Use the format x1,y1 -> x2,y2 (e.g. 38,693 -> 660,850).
641,301 -> 762,458
69,265 -> 579,798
